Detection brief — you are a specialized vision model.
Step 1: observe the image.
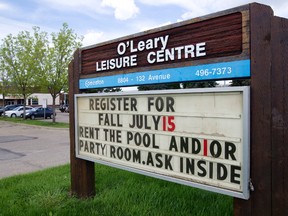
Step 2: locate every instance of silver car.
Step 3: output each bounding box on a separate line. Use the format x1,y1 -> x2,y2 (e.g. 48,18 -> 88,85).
4,106 -> 33,118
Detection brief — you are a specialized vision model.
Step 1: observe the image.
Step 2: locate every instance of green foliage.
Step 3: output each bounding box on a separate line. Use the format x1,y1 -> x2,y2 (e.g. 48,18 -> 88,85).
0,49 -> 9,107
0,27 -> 48,99
230,79 -> 251,86
0,23 -> 82,118
138,83 -> 181,91
42,23 -> 82,97
137,81 -> 217,91
0,164 -> 233,216
40,23 -> 82,122
84,87 -> 122,93
183,81 -> 218,88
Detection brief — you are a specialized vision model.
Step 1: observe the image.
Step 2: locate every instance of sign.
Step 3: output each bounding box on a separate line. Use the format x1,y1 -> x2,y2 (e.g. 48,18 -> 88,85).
79,7 -> 250,89
74,87 -> 250,199
42,99 -> 47,108
79,60 -> 250,89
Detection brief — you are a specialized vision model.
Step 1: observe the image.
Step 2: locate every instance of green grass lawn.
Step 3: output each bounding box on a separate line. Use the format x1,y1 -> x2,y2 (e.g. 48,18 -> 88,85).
0,117 -> 69,128
0,164 -> 233,216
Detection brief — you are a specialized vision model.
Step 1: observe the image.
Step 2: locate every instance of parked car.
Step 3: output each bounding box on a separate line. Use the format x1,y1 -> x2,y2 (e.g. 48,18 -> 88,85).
4,106 -> 33,118
0,104 -> 23,116
25,107 -> 55,119
59,104 -> 69,113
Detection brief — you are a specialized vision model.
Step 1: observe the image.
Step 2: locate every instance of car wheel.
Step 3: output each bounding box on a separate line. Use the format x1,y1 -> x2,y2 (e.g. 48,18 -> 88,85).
50,114 -> 54,119
31,115 -> 35,120
20,114 -> 23,118
11,113 -> 16,118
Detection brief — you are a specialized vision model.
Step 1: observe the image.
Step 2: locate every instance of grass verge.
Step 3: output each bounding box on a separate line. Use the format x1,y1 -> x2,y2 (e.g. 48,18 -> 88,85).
0,117 -> 69,128
0,164 -> 233,216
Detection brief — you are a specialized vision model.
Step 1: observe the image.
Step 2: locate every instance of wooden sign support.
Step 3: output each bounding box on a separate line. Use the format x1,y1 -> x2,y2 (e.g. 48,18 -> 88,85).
68,2 -> 288,215
234,3 -> 288,216
69,50 -> 95,197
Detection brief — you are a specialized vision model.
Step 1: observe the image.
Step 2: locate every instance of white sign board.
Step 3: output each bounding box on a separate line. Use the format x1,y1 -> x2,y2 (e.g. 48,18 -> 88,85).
42,99 -> 47,108
75,87 -> 250,199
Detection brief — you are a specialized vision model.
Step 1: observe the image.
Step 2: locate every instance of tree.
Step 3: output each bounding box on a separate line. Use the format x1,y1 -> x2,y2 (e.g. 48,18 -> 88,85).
1,27 -> 48,118
182,81 -> 218,89
138,83 -> 181,91
137,81 -> 217,91
230,79 -> 250,86
42,23 -> 82,122
0,49 -> 9,115
84,87 -> 122,93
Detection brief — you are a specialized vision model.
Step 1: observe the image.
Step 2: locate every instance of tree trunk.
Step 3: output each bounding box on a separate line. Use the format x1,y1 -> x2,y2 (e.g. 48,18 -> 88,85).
23,94 -> 26,120
2,94 -> 5,117
52,95 -> 56,123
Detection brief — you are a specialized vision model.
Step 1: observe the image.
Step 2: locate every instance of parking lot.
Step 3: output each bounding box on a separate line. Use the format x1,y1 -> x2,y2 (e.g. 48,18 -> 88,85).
56,110 -> 69,123
0,110 -> 70,179
42,109 -> 70,123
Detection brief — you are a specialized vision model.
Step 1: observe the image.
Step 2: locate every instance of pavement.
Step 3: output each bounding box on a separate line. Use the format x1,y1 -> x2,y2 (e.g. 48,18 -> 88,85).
0,111 -> 70,179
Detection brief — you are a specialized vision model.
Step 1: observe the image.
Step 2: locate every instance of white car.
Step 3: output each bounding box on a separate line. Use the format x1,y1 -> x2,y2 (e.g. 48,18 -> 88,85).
4,106 -> 33,118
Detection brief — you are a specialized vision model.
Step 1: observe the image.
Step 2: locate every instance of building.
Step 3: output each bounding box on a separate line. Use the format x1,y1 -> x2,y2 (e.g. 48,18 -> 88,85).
0,93 -> 60,107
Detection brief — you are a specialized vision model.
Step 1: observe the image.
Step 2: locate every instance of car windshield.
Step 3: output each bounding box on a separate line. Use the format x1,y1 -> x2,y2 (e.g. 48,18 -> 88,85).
12,106 -> 20,111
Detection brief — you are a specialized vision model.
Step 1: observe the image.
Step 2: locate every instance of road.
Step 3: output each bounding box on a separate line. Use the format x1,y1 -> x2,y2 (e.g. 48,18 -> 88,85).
0,111 -> 70,179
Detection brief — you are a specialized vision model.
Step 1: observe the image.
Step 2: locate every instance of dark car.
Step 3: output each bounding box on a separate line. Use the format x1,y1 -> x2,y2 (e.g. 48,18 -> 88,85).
25,107 -> 55,119
0,104 -> 23,116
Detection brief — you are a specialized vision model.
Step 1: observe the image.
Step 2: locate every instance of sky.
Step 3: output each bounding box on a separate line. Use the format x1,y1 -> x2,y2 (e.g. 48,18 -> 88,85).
0,0 -> 287,47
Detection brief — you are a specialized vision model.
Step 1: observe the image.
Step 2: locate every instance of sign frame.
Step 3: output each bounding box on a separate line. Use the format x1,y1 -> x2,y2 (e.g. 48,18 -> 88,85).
74,86 -> 250,199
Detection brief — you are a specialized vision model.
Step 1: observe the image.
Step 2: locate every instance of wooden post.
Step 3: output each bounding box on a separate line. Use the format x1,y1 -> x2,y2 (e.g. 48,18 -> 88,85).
270,15 -> 288,216
69,49 -> 95,198
234,3 -> 288,216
